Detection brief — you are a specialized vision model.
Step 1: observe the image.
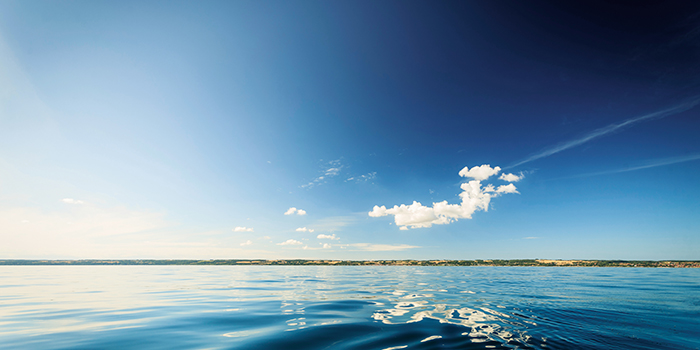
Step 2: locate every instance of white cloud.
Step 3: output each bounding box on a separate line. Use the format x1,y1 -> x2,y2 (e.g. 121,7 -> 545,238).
322,243 -> 331,249
370,165 -> 518,230
325,167 -> 341,176
278,239 -> 303,246
361,172 -> 377,181
348,243 -> 419,251
296,227 -> 314,232
240,240 -> 253,246
499,172 -> 524,182
370,201 -> 447,229
458,164 -> 501,180
301,159 -> 343,189
62,198 -> 84,205
496,184 -> 519,194
317,233 -> 339,240
347,172 -> 377,183
233,226 -> 254,232
284,207 -> 306,216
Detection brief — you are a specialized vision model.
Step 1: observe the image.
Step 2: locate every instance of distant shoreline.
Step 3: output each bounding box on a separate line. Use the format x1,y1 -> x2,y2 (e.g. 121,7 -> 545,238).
0,259 -> 698,268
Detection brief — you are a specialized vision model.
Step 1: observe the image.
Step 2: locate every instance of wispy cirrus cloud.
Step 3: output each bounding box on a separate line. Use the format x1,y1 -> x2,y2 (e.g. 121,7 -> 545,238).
572,153 -> 700,178
278,239 -> 303,246
510,97 -> 700,168
346,172 -> 377,183
62,198 -> 85,205
308,215 -> 357,233
301,159 -> 343,189
233,227 -> 254,232
347,243 -> 419,251
0,203 -> 170,258
317,233 -> 339,240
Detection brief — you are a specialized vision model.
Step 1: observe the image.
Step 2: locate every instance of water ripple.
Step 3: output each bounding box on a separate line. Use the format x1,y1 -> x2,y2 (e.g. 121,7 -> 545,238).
0,266 -> 698,349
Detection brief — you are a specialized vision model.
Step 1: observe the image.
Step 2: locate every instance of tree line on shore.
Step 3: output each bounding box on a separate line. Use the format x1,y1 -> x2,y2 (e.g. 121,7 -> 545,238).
0,259 -> 698,268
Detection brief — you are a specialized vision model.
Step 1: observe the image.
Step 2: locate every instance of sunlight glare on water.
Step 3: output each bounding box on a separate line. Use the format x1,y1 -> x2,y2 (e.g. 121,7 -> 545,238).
1,266 -> 699,350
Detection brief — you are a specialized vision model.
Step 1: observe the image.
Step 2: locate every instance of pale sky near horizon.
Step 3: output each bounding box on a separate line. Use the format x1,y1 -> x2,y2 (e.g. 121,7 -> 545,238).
2,0 -> 699,260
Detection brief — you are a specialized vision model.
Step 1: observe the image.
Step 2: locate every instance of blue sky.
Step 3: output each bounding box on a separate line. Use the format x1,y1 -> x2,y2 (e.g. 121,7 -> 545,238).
1,0 -> 699,260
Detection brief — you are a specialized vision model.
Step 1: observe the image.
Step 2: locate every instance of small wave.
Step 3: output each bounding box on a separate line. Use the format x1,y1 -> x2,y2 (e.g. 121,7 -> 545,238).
421,335 -> 443,342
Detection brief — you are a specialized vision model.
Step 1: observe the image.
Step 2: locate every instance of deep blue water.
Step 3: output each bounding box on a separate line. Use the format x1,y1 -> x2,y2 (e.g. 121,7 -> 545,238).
1,266 -> 699,350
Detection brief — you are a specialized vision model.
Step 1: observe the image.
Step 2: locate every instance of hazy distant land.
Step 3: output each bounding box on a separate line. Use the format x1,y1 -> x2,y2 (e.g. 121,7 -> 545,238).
1,259 -> 698,268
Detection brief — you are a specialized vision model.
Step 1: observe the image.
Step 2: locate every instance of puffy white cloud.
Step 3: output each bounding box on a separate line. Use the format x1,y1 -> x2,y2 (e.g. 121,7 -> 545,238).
233,226 -> 254,232
284,207 -> 306,216
499,172 -> 524,182
62,198 -> 84,205
368,206 -> 388,217
322,243 -> 331,249
458,164 -> 501,181
278,239 -> 303,246
240,240 -> 252,246
370,201 -> 446,229
369,165 -> 519,230
496,184 -> 519,194
296,227 -> 314,232
317,233 -> 339,240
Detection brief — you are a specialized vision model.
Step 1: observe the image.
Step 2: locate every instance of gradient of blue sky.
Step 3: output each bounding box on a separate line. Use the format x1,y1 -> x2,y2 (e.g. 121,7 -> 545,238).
1,0 -> 699,260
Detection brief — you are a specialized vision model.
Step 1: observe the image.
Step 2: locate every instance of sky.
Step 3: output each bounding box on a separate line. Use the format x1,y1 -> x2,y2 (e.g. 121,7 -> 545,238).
1,0 -> 699,260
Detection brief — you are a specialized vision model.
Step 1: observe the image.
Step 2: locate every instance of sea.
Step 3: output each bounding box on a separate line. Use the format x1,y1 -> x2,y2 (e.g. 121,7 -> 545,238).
1,266 -> 699,350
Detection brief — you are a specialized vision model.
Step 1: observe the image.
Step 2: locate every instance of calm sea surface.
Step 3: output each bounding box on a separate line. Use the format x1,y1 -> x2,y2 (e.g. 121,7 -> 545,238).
1,266 -> 699,350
